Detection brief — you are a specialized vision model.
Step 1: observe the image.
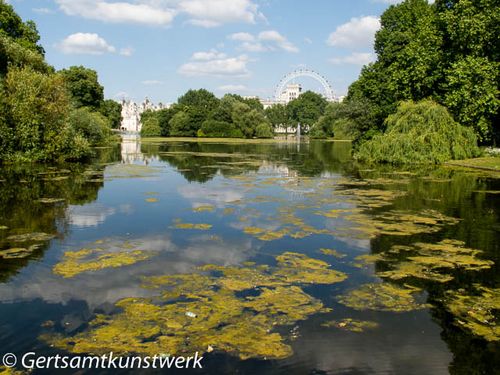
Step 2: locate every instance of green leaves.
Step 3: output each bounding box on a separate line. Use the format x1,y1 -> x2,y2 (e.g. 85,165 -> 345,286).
355,99 -> 480,164
59,66 -> 104,110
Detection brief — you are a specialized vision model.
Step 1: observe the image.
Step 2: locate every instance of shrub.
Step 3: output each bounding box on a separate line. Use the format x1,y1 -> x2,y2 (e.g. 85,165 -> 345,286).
355,100 -> 480,164
141,114 -> 161,137
68,107 -> 112,145
200,119 -> 243,138
255,122 -> 274,138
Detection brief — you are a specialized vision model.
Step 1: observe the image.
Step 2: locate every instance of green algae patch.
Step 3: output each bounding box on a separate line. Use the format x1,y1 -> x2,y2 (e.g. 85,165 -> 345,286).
377,239 -> 494,283
36,198 -> 66,204
320,248 -> 346,258
354,253 -> 387,266
377,262 -> 454,283
258,228 -> 290,241
322,318 -> 379,332
44,252 -> 348,360
0,245 -> 40,259
200,264 -> 283,291
243,226 -> 266,235
0,367 -> 26,375
443,285 -> 500,341
342,209 -> 459,239
315,209 -> 353,218
173,219 -> 212,230
274,252 -> 347,285
7,232 -> 55,242
193,205 -> 215,212
338,283 -> 429,312
245,286 -> 330,325
53,247 -> 156,278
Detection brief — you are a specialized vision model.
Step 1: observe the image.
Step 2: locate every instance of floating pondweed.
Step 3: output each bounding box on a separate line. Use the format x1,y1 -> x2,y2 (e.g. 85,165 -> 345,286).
0,245 -> 40,259
377,240 -> 493,283
173,219 -> 212,230
7,232 -> 55,242
338,283 -> 429,312
53,241 -> 157,278
320,248 -> 346,258
44,252 -> 347,360
193,205 -> 215,212
321,318 -> 379,332
443,285 -> 500,341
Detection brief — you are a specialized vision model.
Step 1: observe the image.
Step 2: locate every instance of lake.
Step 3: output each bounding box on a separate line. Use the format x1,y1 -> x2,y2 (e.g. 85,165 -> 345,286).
0,137 -> 498,374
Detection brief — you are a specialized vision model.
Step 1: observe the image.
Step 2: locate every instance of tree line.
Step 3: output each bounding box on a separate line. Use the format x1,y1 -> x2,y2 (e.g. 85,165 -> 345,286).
0,1 -> 122,162
140,89 -> 330,139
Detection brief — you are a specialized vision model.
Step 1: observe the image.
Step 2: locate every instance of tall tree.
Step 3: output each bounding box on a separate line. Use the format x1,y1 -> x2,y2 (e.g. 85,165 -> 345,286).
59,66 -> 104,110
0,1 -> 44,55
286,91 -> 328,127
99,99 -> 122,129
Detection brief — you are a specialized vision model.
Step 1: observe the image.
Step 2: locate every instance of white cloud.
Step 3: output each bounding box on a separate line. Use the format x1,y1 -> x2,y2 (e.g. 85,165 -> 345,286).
191,49 -> 227,61
327,16 -> 380,49
55,0 -> 176,26
57,33 -> 116,55
55,0 -> 264,28
32,7 -> 55,14
330,52 -> 376,65
179,0 -> 263,27
240,41 -> 267,52
119,47 -> 134,56
142,80 -> 164,85
217,84 -> 247,92
178,52 -> 250,77
258,30 -> 299,52
229,30 -> 298,53
228,32 -> 255,42
304,37 -> 313,44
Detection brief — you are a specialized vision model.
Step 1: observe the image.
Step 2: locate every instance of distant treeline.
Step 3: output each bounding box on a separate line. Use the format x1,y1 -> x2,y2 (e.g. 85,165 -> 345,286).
140,89 -> 332,139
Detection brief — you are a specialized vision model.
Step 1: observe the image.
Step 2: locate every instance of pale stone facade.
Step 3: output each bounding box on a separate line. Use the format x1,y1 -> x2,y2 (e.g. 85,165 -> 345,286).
279,83 -> 302,103
120,98 -> 169,132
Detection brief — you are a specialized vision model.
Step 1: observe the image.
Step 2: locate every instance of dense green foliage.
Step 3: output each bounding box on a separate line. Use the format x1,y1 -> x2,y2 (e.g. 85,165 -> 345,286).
265,104 -> 288,129
68,107 -> 113,146
142,91 -> 274,139
59,66 -> 105,110
0,3 -> 119,162
309,99 -> 376,141
345,0 -> 499,146
140,110 -> 162,137
99,99 -> 122,129
0,1 -> 44,56
286,91 -> 328,127
355,100 -> 480,164
2,68 -> 91,161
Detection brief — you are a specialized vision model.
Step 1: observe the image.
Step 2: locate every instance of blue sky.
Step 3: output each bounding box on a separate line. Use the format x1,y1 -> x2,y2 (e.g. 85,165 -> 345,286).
9,0 -> 401,103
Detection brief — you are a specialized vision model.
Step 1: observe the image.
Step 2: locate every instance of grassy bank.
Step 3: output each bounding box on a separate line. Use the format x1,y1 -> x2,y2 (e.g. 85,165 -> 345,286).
446,157 -> 500,172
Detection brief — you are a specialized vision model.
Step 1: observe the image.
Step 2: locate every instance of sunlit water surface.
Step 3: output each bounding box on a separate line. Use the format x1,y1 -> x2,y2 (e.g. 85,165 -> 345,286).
0,137 -> 498,374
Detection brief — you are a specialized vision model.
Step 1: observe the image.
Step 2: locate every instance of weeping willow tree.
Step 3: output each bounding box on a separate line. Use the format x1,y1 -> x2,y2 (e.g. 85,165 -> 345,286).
355,100 -> 480,164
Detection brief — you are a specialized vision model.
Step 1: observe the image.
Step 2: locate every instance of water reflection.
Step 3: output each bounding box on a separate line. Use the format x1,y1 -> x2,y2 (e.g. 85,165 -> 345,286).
0,139 -> 498,374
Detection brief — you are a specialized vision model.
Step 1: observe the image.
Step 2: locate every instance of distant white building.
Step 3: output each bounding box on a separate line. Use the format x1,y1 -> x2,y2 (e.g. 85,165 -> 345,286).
120,98 -> 169,132
279,83 -> 302,103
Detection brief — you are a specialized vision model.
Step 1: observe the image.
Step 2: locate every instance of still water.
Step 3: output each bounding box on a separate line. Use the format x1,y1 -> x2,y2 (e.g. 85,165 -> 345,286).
0,137 -> 498,374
